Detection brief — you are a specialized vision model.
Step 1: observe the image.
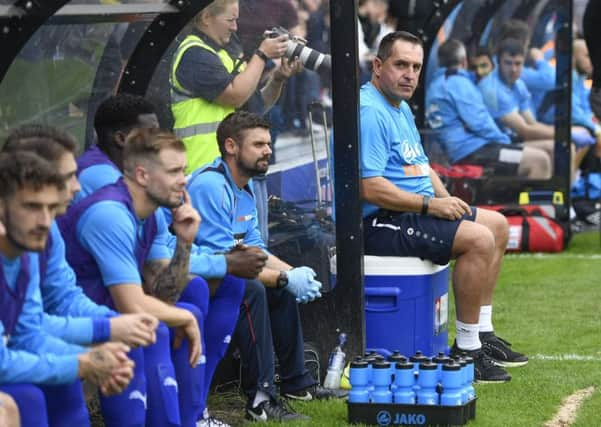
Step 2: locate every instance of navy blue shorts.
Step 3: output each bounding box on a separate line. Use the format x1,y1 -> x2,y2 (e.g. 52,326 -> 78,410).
363,207 -> 477,265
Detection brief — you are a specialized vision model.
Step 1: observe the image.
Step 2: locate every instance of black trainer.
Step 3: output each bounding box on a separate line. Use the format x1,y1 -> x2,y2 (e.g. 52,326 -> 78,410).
480,332 -> 529,368
245,398 -> 310,422
283,385 -> 348,401
450,343 -> 511,383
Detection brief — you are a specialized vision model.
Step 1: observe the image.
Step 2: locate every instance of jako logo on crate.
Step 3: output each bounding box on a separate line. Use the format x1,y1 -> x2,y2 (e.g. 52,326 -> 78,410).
376,410 -> 427,426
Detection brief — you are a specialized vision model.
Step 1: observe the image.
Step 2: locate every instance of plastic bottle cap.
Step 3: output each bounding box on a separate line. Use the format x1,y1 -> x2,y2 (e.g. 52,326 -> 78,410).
350,360 -> 369,369
463,356 -> 474,365
432,354 -> 451,364
395,361 -> 413,370
373,361 -> 391,369
419,362 -> 438,370
442,361 -> 461,371
389,354 -> 408,363
410,354 -> 430,363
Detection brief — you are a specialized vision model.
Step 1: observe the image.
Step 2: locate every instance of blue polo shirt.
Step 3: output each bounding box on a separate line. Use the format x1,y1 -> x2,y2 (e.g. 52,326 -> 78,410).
426,68 -> 510,163
478,68 -> 533,137
187,158 -> 265,253
360,82 -> 433,218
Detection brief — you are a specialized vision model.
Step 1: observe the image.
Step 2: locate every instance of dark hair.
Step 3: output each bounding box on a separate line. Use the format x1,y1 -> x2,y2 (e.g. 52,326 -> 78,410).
4,124 -> 77,154
0,151 -> 65,199
497,38 -> 526,59
216,111 -> 271,157
438,39 -> 466,68
473,45 -> 493,60
94,94 -> 157,148
496,19 -> 530,48
123,128 -> 185,175
376,31 -> 423,62
1,136 -> 68,165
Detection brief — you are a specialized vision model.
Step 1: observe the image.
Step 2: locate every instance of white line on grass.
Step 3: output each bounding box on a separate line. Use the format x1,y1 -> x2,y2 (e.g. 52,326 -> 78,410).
533,354 -> 601,362
543,386 -> 596,427
506,253 -> 601,260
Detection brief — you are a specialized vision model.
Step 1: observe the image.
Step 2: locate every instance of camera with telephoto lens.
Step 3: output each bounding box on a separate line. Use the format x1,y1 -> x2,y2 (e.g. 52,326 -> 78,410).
265,26 -> 331,72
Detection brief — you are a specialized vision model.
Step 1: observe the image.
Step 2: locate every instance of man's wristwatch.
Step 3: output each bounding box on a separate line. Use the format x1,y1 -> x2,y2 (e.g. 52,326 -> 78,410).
276,271 -> 289,289
421,195 -> 430,215
255,49 -> 269,63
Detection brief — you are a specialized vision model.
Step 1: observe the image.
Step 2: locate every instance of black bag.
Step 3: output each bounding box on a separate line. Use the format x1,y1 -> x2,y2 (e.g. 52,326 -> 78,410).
267,197 -> 336,292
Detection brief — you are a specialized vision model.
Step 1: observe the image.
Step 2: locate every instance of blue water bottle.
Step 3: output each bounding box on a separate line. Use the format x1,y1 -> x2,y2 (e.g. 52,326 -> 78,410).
463,355 -> 476,401
365,356 -> 376,392
432,352 -> 451,381
348,360 -> 370,403
371,361 -> 393,403
410,351 -> 430,394
416,362 -> 439,405
453,356 -> 469,403
393,360 -> 415,404
388,352 -> 407,391
440,360 -> 463,406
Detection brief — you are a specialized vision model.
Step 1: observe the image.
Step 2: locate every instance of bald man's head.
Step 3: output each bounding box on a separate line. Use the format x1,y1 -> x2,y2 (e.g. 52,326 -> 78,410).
574,39 -> 592,77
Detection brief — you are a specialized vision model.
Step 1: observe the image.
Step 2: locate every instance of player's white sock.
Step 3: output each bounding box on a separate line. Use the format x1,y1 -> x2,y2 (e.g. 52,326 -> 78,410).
252,390 -> 270,408
478,305 -> 494,333
456,320 -> 481,351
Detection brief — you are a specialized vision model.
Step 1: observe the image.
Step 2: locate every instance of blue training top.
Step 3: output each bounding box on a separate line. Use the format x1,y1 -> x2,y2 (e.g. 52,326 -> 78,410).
58,179 -> 166,307
541,70 -> 598,133
520,59 -> 555,115
478,68 -> 533,138
360,82 -> 434,218
426,68 -> 510,163
39,222 -> 113,345
187,158 -> 266,253
1,252 -> 84,385
76,146 -> 227,278
74,145 -> 122,203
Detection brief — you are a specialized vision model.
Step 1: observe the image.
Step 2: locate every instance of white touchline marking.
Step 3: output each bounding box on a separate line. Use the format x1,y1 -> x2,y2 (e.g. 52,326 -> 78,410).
543,386 -> 596,427
532,354 -> 601,362
506,253 -> 601,260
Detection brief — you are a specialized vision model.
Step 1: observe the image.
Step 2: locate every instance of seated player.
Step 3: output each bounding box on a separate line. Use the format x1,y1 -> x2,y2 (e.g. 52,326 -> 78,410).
426,39 -> 551,179
0,151 -> 134,427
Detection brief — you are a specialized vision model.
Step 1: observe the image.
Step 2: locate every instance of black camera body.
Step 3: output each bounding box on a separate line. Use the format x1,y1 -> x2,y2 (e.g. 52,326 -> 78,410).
264,26 -> 331,72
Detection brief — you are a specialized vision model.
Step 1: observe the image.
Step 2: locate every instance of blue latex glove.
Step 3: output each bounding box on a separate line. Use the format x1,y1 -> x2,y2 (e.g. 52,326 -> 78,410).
285,266 -> 323,303
571,129 -> 596,148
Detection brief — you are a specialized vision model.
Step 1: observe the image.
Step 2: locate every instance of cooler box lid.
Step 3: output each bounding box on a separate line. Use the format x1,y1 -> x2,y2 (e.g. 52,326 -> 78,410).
330,255 -> 448,276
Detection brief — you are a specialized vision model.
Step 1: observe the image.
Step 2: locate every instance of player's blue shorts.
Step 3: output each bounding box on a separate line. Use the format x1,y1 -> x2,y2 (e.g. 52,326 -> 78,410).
363,207 -> 477,265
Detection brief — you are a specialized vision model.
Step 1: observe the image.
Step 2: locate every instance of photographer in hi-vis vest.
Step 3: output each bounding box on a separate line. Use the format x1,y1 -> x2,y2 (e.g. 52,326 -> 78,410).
170,0 -> 302,174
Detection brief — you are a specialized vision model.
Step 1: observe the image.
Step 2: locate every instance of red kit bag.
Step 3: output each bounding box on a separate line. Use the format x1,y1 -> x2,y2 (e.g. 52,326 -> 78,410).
480,205 -> 566,252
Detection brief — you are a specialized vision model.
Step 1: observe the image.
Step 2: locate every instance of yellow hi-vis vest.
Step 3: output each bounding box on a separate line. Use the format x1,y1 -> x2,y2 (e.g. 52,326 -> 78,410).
170,34 -> 245,173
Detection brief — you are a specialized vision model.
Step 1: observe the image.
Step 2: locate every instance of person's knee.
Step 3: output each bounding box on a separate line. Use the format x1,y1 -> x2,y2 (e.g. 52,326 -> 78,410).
487,211 -> 509,247
156,321 -> 170,343
180,276 -> 209,314
460,225 -> 496,259
0,392 -> 20,427
244,279 -> 267,304
523,148 -> 552,179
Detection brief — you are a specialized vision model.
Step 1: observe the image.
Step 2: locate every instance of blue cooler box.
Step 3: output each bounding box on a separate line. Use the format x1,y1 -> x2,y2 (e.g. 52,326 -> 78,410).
363,256 -> 449,357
